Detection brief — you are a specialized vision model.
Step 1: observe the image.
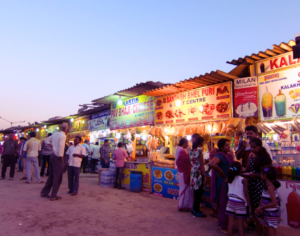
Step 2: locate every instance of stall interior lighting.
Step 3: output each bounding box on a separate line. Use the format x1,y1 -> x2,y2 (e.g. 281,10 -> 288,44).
70,118 -> 74,122
56,127 -> 59,130
142,135 -> 147,140
199,105 -> 203,112
44,125 -> 47,128
118,97 -> 122,106
187,135 -> 191,141
36,129 -> 39,132
82,120 -> 85,124
176,100 -> 181,107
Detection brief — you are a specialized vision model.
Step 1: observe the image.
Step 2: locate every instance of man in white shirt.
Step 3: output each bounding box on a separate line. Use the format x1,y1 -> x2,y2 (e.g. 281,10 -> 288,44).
66,136 -> 86,196
90,142 -> 100,173
23,132 -> 43,184
41,123 -> 68,201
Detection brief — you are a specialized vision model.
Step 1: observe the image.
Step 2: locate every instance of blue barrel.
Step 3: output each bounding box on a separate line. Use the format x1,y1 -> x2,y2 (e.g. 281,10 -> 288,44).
130,171 -> 143,193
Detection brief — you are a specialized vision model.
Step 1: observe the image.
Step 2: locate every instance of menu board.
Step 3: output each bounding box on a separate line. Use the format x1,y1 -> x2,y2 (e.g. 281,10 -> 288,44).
69,116 -> 89,133
234,76 -> 258,117
154,82 -> 232,125
110,95 -> 155,130
152,167 -> 179,199
89,110 -> 110,131
258,66 -> 300,121
47,125 -> 60,134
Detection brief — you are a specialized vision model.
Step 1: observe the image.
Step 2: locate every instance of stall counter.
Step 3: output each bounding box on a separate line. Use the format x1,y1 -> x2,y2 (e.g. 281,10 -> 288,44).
122,161 -> 152,192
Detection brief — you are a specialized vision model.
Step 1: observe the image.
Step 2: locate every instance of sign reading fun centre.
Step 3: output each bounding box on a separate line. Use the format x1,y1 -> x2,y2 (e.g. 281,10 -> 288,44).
110,95 -> 155,130
155,82 -> 232,125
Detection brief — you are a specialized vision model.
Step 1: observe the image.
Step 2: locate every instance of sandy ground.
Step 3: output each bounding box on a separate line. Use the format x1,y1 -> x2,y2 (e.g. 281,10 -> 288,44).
0,170 -> 299,236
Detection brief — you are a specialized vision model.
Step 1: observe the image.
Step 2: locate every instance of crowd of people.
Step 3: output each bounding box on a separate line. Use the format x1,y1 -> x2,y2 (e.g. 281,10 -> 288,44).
0,122 -> 129,198
175,125 -> 280,236
0,123 -> 281,235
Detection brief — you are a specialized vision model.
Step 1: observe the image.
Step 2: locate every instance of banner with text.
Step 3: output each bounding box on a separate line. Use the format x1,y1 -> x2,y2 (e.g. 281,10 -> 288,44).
89,110 -> 111,131
259,66 -> 300,121
154,82 -> 232,125
110,95 -> 155,130
234,76 -> 258,117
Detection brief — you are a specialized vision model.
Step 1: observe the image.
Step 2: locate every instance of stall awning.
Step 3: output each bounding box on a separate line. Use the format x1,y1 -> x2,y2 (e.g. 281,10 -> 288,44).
227,40 -> 296,66
91,81 -> 167,104
142,70 -> 237,97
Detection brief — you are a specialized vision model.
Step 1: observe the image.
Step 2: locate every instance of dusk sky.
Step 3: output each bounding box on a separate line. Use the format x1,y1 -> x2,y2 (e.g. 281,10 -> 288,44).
1,1 -> 299,130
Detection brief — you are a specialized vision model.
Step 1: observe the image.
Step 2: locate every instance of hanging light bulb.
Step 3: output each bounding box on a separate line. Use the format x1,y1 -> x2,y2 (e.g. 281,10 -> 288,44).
44,125 -> 47,128
82,120 -> 85,124
36,128 -> 39,132
176,99 -> 181,107
70,118 -> 74,122
187,135 -> 192,141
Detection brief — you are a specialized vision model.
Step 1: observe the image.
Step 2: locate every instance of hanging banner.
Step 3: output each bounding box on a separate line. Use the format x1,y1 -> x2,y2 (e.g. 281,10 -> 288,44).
110,95 -> 155,130
258,66 -> 300,121
234,76 -> 258,117
69,116 -> 89,133
89,110 -> 111,131
154,82 -> 232,125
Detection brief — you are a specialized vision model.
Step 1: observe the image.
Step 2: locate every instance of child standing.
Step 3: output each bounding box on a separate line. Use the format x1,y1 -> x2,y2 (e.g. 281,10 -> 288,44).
226,162 -> 251,236
255,166 -> 281,236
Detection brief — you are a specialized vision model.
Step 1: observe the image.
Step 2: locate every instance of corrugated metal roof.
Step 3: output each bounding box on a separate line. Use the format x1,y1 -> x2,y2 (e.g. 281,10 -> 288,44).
91,81 -> 167,104
227,40 -> 296,66
143,70 -> 238,97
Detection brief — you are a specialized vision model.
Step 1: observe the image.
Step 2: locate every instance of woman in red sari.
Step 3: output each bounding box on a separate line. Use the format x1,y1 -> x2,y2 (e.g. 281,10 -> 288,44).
176,138 -> 194,211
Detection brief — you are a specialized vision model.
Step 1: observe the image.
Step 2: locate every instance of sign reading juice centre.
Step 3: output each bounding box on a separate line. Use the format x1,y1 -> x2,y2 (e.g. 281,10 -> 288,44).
154,82 -> 232,125
110,95 -> 155,130
234,76 -> 258,118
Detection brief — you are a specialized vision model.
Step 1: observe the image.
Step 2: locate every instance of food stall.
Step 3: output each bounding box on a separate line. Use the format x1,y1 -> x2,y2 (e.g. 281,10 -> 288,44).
149,82 -> 247,201
110,94 -> 155,192
88,110 -> 111,144
67,116 -> 90,142
254,51 -> 300,228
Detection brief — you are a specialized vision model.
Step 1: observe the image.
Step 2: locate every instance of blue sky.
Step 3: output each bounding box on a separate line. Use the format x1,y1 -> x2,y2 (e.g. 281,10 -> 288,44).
0,0 -> 299,129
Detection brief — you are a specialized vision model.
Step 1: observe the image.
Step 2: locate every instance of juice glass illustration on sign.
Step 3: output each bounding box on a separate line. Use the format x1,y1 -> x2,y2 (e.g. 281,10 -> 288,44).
275,89 -> 286,116
262,87 -> 273,118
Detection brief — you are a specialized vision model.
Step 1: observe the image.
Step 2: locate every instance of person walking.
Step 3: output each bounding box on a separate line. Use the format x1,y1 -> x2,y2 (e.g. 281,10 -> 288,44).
40,133 -> 53,177
81,140 -> 90,173
90,142 -> 100,173
23,132 -> 44,184
17,138 -> 26,172
100,139 -> 110,168
66,136 -> 86,196
40,123 -> 68,201
1,133 -> 18,180
112,142 -> 128,189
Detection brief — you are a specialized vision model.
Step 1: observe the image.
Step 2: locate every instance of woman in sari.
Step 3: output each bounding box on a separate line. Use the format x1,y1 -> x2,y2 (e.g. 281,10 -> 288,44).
209,138 -> 234,231
176,138 -> 194,211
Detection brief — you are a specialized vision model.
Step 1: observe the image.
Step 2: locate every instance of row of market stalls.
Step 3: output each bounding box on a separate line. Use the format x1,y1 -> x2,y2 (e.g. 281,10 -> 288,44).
1,39 -> 300,228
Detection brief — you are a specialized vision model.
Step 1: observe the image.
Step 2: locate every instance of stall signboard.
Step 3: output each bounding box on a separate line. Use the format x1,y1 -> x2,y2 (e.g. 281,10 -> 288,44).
154,82 -> 232,125
110,95 -> 155,130
89,110 -> 111,131
69,116 -> 89,133
47,125 -> 60,134
258,65 -> 300,121
122,162 -> 151,191
36,129 -> 47,140
152,167 -> 179,199
278,180 -> 300,228
234,76 -> 258,117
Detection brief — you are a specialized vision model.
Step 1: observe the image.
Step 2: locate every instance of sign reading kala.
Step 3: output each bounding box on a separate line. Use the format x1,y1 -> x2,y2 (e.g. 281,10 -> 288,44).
257,51 -> 300,74
110,95 -> 155,130
234,77 -> 258,117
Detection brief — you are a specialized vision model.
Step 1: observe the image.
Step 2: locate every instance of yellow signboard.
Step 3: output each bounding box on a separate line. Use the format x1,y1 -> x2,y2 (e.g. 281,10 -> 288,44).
110,95 -> 155,130
69,116 -> 89,133
155,82 -> 232,125
122,162 -> 151,192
